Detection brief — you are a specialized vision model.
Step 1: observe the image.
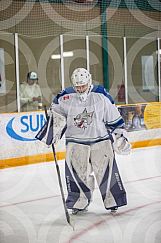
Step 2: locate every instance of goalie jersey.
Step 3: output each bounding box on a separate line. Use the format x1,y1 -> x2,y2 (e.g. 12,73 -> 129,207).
49,84 -> 124,145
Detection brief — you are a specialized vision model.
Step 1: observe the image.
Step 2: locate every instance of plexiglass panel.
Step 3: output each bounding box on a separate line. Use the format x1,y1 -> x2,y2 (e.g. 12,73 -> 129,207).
108,37 -> 125,104
89,35 -> 103,86
18,35 -> 61,111
126,37 -> 158,103
0,33 -> 16,113
63,35 -> 86,88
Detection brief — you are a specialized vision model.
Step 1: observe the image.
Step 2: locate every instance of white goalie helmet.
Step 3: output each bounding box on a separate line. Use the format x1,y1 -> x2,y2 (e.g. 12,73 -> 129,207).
71,68 -> 92,86
71,68 -> 92,102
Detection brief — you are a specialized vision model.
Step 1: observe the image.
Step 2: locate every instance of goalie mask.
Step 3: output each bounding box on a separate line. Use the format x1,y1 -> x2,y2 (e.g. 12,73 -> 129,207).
71,68 -> 92,102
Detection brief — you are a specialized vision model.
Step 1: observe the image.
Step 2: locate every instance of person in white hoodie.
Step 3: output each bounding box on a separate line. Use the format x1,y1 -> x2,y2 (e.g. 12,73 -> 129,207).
20,71 -> 42,111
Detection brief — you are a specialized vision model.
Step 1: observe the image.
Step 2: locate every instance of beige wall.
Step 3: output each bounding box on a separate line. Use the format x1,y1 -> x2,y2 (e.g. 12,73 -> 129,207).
0,2 -> 161,112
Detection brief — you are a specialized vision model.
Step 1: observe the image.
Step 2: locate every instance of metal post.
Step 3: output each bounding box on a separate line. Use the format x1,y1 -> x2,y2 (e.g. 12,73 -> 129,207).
15,33 -> 20,112
123,37 -> 128,104
100,1 -> 109,91
157,38 -> 161,101
86,35 -> 90,72
60,35 -> 65,90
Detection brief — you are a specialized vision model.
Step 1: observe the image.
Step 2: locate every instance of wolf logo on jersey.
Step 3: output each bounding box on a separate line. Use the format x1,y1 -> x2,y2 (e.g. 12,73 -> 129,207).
74,108 -> 94,129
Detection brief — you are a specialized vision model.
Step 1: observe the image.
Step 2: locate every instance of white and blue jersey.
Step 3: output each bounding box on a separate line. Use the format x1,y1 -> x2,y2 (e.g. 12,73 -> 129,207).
51,85 -> 124,145
35,85 -> 127,211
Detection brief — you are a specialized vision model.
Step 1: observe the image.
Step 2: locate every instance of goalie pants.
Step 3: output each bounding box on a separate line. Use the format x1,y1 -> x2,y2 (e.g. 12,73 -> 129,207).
65,140 -> 127,210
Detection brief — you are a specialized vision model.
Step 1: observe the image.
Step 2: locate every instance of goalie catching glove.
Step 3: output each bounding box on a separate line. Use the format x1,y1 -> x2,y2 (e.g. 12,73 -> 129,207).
112,128 -> 131,155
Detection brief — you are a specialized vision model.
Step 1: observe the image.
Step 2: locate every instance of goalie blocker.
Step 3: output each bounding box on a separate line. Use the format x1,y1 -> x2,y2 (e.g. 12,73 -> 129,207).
35,109 -> 66,145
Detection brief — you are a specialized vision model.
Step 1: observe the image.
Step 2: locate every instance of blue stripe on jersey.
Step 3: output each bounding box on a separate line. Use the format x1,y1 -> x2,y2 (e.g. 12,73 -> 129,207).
105,118 -> 125,130
66,136 -> 110,145
91,85 -> 114,104
53,87 -> 75,104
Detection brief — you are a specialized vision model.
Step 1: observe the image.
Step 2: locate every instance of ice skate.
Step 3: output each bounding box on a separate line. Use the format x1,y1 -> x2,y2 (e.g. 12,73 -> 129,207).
72,207 -> 88,215
110,207 -> 118,214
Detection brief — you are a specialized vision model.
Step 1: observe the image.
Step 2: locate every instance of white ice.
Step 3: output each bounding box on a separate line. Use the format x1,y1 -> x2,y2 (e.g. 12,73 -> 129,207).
0,146 -> 161,243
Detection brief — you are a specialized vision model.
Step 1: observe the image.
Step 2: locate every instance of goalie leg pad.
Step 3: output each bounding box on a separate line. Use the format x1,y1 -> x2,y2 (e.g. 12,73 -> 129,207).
65,143 -> 94,210
90,140 -> 127,209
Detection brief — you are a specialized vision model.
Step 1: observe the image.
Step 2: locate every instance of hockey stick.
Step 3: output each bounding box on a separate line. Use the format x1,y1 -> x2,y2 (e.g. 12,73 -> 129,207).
44,106 -> 73,229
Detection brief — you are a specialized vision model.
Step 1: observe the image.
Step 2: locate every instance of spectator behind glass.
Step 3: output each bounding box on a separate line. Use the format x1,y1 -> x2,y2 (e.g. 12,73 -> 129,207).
20,71 -> 42,112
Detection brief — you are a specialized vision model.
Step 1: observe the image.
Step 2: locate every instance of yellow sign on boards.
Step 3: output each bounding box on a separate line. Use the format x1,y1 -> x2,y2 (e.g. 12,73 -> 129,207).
144,103 -> 161,129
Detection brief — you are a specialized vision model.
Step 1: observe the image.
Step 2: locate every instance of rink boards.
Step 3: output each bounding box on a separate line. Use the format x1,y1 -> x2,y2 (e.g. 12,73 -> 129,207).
0,105 -> 161,168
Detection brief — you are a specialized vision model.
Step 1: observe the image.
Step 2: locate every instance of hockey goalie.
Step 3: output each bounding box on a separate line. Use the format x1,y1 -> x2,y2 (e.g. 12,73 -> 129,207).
36,68 -> 131,215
